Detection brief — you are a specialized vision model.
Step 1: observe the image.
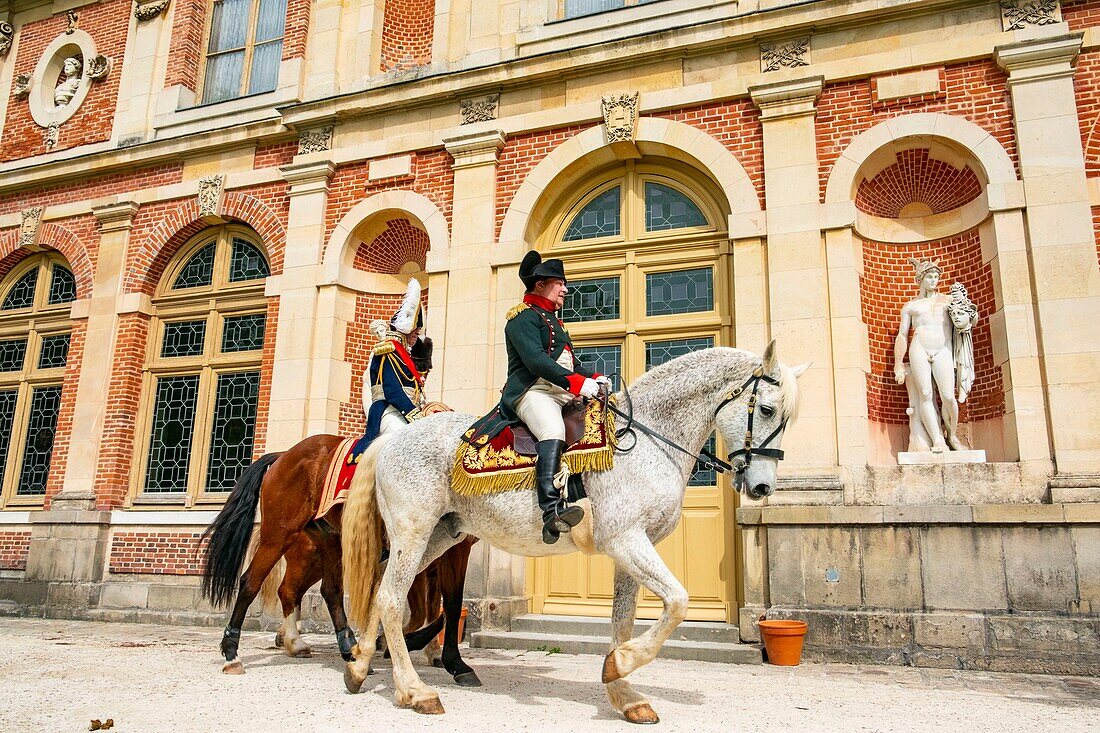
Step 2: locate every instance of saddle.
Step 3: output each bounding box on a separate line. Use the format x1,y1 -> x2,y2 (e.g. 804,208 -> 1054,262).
510,398 -> 588,455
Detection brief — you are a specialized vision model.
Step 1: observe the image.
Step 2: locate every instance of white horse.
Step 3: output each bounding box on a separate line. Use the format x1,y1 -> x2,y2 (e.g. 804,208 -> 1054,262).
341,342 -> 807,722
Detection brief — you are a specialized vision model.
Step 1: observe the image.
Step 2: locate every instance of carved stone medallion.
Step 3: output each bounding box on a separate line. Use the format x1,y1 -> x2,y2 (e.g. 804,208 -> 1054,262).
198,175 -> 225,218
87,54 -> 111,81
12,73 -> 31,99
297,126 -> 333,155
1000,0 -> 1061,31
601,92 -> 639,144
460,94 -> 499,125
134,0 -> 172,21
760,37 -> 811,73
44,122 -> 60,149
19,207 -> 44,249
0,21 -> 13,59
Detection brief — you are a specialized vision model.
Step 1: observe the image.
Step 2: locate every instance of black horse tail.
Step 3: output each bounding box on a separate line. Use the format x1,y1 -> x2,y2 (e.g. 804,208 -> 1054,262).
200,452 -> 282,607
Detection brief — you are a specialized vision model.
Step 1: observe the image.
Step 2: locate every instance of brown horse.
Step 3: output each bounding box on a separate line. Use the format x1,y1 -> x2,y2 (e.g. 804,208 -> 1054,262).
199,434 -> 481,686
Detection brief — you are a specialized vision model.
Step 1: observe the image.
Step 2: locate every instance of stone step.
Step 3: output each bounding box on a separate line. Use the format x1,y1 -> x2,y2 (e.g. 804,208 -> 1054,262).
472,629 -> 762,665
511,613 -> 744,645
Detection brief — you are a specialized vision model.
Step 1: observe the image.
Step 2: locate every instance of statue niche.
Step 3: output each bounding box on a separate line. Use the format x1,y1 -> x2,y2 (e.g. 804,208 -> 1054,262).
53,56 -> 83,107
893,257 -> 985,464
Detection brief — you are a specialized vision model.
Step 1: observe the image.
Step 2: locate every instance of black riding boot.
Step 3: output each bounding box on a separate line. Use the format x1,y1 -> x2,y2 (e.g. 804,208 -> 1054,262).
536,439 -> 584,544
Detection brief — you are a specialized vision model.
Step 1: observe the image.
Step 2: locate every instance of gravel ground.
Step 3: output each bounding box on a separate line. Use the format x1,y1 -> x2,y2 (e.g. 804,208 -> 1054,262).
0,617 -> 1097,732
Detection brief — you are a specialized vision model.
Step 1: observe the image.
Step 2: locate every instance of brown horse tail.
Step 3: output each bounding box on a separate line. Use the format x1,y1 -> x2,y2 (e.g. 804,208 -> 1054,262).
200,452 -> 282,607
342,435 -> 389,628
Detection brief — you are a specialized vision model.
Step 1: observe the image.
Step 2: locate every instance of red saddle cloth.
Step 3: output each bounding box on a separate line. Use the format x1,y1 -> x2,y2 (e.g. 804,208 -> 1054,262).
452,397 -> 616,496
315,437 -> 365,520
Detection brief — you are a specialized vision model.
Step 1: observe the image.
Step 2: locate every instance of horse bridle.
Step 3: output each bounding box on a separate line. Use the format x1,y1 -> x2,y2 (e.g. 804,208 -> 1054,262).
603,365 -> 788,491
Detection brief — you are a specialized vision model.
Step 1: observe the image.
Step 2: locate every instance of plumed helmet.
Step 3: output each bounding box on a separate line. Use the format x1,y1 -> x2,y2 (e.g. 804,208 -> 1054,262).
519,250 -> 567,291
390,278 -> 424,335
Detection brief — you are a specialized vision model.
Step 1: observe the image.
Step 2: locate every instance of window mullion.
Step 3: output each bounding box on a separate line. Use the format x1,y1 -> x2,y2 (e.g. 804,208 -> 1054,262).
241,0 -> 262,95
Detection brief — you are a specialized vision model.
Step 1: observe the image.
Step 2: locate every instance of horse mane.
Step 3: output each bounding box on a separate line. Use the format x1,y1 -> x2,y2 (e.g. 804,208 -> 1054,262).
776,362 -> 801,423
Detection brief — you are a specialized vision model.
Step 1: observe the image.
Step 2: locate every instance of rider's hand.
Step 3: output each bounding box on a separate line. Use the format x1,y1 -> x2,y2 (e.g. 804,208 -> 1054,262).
595,375 -> 613,393
893,365 -> 906,385
579,378 -> 601,399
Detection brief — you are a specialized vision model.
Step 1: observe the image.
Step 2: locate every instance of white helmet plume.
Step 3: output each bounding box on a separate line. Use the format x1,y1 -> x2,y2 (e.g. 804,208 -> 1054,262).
390,277 -> 422,335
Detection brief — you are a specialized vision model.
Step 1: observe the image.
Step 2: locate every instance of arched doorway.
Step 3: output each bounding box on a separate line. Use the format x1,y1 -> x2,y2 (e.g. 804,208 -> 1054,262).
527,158 -> 738,622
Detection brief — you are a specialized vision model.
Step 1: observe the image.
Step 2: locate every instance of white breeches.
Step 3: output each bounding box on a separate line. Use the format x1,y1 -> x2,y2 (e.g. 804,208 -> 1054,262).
379,405 -> 408,436
514,380 -> 573,442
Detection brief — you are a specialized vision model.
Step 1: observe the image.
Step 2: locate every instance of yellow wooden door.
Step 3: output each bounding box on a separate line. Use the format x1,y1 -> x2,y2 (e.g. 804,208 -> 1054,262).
526,161 -> 739,621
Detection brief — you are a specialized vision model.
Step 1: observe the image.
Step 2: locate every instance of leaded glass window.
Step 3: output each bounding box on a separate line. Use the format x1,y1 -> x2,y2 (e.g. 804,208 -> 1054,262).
48,266 -> 77,305
162,320 -> 207,358
144,376 -> 201,492
173,242 -> 216,290
0,390 -> 17,487
229,239 -> 270,282
37,333 -> 70,369
645,336 -> 716,485
205,371 -> 260,492
564,187 -> 621,241
574,345 -> 621,381
561,277 -> 620,323
16,385 -> 61,496
645,182 -> 708,232
0,338 -> 27,372
222,314 -> 266,352
2,270 -> 37,310
646,268 -> 713,317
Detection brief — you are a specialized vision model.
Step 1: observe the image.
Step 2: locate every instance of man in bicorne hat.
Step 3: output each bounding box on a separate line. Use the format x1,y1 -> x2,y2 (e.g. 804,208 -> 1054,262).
363,278 -> 435,443
468,251 -> 611,544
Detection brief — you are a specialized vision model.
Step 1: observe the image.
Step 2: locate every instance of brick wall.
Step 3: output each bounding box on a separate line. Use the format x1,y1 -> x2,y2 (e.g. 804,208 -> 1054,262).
1,0 -> 131,161
856,148 -> 983,218
860,228 -> 1004,426
44,318 -> 87,506
109,531 -> 206,575
93,312 -> 149,510
1064,0 -> 1100,30
254,141 -> 298,169
817,60 -> 1018,200
379,0 -> 434,71
1094,206 -> 1100,269
0,532 -> 31,571
324,150 -> 453,247
1076,50 -> 1100,177
353,218 -> 429,274
0,164 -> 183,217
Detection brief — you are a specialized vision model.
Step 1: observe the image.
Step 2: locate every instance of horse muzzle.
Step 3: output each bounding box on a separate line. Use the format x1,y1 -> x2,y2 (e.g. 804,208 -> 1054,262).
744,482 -> 773,500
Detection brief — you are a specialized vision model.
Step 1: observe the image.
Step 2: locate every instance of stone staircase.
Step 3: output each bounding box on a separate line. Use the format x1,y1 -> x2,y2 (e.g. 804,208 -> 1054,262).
471,613 -> 763,665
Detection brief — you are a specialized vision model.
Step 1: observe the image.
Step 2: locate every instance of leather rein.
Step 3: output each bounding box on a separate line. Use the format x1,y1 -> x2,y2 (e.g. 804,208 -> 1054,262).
603,366 -> 788,490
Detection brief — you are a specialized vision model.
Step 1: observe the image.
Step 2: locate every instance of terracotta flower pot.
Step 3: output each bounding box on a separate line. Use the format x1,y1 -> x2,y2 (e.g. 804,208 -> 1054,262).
758,619 -> 808,666
436,606 -> 467,648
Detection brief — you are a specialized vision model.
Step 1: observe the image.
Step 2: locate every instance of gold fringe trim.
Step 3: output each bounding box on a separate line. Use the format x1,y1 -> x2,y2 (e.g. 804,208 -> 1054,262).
371,340 -> 395,356
506,303 -> 530,321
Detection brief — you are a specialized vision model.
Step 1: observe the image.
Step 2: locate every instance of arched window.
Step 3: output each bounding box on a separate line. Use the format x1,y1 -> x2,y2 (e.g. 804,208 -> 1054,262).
0,254 -> 76,507
133,226 -> 270,506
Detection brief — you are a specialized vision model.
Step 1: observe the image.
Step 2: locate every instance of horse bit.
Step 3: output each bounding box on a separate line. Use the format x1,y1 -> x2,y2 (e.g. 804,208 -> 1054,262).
603,366 -> 788,493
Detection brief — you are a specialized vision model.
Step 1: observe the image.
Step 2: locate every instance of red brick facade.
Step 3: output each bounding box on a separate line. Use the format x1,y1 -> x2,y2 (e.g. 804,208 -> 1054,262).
109,532 -> 207,575
1075,50 -> 1100,177
1064,0 -> 1100,30
254,141 -> 299,170
860,228 -> 1004,427
353,218 -> 430,274
0,532 -> 31,571
856,148 -> 983,218
379,0 -> 435,71
1,0 -> 131,161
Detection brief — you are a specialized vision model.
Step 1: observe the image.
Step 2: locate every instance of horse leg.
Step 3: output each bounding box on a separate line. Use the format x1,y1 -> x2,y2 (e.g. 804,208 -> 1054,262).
221,540 -> 291,674
277,537 -> 320,658
439,539 -> 480,687
315,531 -> 357,662
602,533 -> 689,688
605,565 -> 659,724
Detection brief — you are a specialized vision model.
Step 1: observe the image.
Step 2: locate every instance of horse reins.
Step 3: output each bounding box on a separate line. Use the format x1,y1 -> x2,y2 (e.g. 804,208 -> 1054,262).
602,366 -> 788,488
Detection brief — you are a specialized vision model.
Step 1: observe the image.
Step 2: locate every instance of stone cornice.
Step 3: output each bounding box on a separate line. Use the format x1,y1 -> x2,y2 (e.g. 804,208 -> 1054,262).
749,76 -> 825,120
279,160 -> 336,195
443,130 -> 506,170
994,32 -> 1084,84
91,200 -> 139,231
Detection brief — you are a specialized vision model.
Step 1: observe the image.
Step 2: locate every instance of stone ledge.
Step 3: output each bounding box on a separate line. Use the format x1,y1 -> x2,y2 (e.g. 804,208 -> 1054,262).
736,503 -> 1099,525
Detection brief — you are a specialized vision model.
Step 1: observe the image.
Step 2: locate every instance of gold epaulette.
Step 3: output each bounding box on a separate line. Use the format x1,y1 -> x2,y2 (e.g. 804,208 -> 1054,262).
372,339 -> 396,356
506,303 -> 530,321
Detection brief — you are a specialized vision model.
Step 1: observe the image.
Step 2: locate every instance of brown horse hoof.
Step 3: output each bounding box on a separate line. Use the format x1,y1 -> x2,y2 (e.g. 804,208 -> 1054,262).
411,697 -> 446,715
222,659 -> 245,675
601,651 -> 622,683
624,704 -> 660,725
344,664 -> 366,694
431,657 -> 445,669
290,648 -> 312,659
274,632 -> 284,647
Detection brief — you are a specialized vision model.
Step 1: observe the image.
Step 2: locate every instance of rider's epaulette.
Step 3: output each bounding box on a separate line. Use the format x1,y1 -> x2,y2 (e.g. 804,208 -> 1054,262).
506,303 -> 530,321
372,339 -> 396,356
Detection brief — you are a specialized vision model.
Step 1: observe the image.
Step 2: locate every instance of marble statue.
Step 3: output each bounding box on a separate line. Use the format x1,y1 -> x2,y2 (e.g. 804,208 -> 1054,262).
894,257 -> 978,454
53,57 -> 82,107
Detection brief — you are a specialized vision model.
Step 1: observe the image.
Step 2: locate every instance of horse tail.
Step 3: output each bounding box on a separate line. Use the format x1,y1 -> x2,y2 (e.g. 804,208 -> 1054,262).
200,452 -> 282,607
257,550 -> 285,612
342,435 -> 390,628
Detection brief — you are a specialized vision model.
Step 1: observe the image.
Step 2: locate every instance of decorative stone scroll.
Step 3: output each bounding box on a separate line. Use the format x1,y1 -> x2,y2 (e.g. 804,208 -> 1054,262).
44,122 -> 60,149
601,92 -> 639,144
19,207 -> 44,249
297,126 -> 333,154
66,9 -> 78,35
134,0 -> 172,21
1000,0 -> 1061,31
460,94 -> 499,125
198,175 -> 225,219
760,37 -> 811,73
87,54 -> 111,81
0,21 -> 13,59
12,73 -> 30,99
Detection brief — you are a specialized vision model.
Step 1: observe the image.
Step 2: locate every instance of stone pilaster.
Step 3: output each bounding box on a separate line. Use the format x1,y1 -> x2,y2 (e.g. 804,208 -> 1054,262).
996,34 -> 1100,477
750,77 -> 842,475
266,160 -> 336,448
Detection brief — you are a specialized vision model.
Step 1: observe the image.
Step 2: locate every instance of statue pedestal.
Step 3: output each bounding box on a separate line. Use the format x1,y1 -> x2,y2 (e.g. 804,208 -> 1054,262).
898,450 -> 986,465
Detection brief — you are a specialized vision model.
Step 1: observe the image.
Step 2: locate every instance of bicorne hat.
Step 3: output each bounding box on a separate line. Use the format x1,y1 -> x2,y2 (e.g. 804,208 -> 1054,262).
519,251 -> 567,291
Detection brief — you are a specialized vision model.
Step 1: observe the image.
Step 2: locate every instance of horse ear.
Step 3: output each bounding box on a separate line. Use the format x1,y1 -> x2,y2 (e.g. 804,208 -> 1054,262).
762,339 -> 777,373
792,360 -> 812,378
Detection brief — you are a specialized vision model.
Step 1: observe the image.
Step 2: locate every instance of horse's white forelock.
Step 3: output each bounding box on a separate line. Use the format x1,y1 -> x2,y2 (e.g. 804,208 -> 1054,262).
777,362 -> 801,423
